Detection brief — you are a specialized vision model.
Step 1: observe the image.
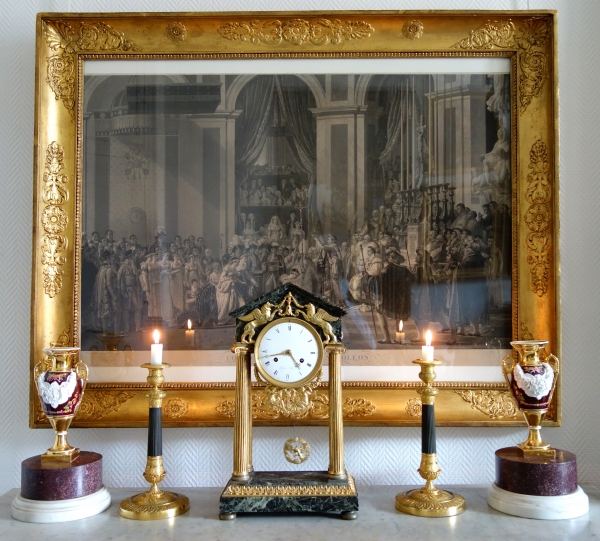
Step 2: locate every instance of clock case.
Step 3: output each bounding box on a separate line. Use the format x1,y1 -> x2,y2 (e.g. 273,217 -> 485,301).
220,283 -> 358,519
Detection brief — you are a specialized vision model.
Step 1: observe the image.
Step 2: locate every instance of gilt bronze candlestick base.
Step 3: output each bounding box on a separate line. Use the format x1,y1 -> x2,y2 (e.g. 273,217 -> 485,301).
119,363 -> 189,520
395,358 -> 465,517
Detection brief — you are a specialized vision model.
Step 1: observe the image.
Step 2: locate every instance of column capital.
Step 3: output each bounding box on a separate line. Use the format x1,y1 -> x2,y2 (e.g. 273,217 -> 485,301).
231,342 -> 254,355
325,342 -> 346,355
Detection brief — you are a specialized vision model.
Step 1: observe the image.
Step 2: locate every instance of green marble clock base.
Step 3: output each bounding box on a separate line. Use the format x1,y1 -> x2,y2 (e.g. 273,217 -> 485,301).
219,471 -> 358,520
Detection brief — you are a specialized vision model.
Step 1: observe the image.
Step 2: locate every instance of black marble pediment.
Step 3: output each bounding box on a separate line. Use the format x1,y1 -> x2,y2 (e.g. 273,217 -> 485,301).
230,283 -> 346,343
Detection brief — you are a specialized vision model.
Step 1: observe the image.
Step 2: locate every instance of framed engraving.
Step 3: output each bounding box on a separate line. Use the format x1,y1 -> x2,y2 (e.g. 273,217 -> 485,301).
31,11 -> 559,427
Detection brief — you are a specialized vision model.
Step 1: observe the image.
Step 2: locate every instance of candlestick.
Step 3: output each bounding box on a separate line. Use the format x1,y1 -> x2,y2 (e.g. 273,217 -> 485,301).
395,355 -> 465,517
150,329 -> 163,365
185,319 -> 194,348
395,320 -> 405,344
421,329 -> 434,361
119,363 -> 189,520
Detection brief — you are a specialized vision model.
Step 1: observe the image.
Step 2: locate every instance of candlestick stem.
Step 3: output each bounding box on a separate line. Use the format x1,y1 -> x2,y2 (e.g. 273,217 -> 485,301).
119,363 -> 189,520
395,358 -> 465,517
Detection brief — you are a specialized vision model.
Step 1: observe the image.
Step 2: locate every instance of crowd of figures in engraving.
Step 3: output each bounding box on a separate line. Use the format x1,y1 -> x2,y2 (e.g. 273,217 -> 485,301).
81,186 -> 511,345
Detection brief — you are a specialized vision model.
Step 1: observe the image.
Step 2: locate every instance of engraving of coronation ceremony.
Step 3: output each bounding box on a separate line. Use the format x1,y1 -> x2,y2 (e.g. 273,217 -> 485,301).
81,71 -> 512,355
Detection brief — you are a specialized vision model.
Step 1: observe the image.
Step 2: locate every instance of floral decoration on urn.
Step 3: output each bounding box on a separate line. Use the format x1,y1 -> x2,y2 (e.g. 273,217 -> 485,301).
502,340 -> 559,458
34,347 -> 88,462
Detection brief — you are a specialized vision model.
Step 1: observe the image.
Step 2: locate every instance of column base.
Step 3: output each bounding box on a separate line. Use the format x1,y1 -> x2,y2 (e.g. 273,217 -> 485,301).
488,483 -> 589,520
11,487 -> 111,523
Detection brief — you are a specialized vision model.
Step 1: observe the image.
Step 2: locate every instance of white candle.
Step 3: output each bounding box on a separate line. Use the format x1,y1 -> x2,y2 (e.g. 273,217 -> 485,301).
151,329 -> 163,365
422,330 -> 434,361
185,319 -> 194,347
395,320 -> 405,344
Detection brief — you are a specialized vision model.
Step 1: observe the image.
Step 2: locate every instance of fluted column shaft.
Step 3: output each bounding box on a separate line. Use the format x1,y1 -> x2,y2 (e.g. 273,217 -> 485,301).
232,343 -> 253,480
326,343 -> 346,479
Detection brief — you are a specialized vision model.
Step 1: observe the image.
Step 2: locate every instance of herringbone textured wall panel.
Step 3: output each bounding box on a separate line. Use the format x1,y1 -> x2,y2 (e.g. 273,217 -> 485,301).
2,0 -> 599,495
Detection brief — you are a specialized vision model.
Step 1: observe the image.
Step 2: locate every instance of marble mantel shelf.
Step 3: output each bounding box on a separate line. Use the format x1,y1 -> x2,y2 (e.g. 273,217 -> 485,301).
2,485 -> 598,540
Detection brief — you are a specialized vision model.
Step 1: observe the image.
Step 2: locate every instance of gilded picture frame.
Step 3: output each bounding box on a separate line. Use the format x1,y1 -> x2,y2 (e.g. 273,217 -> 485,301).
31,11 -> 559,428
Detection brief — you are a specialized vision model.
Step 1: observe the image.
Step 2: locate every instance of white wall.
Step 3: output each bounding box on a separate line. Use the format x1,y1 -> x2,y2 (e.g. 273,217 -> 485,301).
2,0 -> 599,494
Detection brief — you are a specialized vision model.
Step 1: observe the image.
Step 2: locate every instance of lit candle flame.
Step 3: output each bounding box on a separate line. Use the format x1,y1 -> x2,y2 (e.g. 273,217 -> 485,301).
399,320 -> 403,332
425,330 -> 432,347
153,329 -> 160,344
187,319 -> 192,330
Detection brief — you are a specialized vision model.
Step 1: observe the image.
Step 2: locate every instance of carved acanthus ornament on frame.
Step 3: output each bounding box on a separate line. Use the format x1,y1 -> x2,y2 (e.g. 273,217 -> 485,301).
77,390 -> 137,420
520,322 -> 535,340
454,390 -> 518,419
524,140 -> 552,297
217,18 -> 374,46
215,391 -> 375,420
44,20 -> 136,116
41,141 -> 69,298
452,18 -> 550,114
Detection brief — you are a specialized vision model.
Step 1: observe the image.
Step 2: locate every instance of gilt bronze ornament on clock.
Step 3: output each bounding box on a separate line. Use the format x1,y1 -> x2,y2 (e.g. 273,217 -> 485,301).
219,283 -> 358,520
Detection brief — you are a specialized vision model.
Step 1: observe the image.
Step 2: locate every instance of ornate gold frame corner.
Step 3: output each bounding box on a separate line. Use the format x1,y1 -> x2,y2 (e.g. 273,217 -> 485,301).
31,11 -> 560,428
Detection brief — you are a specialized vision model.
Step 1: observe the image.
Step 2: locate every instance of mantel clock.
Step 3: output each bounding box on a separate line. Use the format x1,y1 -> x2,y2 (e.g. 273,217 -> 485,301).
219,283 -> 358,520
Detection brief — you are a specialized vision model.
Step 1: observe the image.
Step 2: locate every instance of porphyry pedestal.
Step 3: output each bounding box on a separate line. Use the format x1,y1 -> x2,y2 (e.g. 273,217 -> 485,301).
488,447 -> 589,520
11,451 -> 111,523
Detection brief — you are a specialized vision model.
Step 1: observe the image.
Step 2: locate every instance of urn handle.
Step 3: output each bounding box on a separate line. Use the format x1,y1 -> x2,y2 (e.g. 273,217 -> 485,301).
545,353 -> 560,375
75,359 -> 89,392
33,360 -> 48,382
501,353 -> 515,389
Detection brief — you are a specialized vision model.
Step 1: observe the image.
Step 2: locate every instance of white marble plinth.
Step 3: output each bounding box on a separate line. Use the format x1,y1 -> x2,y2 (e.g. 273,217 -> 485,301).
1,485 -> 598,539
11,486 -> 111,523
488,483 -> 589,520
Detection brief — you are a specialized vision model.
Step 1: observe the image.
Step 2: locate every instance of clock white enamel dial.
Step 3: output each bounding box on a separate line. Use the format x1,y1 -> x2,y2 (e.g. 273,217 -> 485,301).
254,317 -> 324,387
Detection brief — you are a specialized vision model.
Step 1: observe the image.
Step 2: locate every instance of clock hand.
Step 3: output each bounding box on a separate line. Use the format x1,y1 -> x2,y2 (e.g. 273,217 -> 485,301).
285,350 -> 302,370
263,349 -> 302,370
262,350 -> 290,359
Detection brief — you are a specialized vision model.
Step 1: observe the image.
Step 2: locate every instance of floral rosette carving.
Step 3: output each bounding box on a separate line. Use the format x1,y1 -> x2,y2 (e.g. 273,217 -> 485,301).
218,18 -> 373,46
452,18 -> 550,114
41,205 -> 68,234
402,20 -> 424,40
166,22 -> 187,42
163,397 -> 188,418
405,397 -> 422,417
524,204 -> 550,233
282,19 -> 310,45
44,21 -> 136,116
